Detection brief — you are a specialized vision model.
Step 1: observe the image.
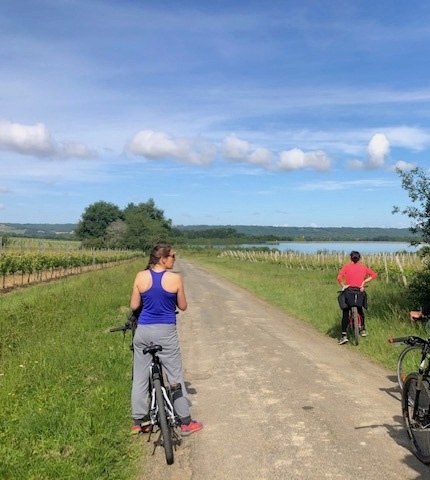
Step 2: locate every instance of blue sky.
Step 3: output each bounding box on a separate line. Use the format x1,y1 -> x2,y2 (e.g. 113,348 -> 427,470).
1,0 -> 430,228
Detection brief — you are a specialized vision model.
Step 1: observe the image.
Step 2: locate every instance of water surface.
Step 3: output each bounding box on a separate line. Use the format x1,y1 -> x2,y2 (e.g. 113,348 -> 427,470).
239,242 -> 419,254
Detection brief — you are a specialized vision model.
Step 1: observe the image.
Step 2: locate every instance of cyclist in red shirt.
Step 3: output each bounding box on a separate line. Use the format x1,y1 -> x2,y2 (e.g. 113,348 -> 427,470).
337,251 -> 378,344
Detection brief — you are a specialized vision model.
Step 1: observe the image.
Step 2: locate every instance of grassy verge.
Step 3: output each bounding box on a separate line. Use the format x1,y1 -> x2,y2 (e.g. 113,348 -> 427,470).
181,250 -> 428,372
0,260 -> 146,480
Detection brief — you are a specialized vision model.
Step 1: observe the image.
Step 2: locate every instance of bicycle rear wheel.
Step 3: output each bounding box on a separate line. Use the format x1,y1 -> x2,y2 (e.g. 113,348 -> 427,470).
351,307 -> 360,346
154,378 -> 174,465
402,373 -> 430,464
397,345 -> 422,390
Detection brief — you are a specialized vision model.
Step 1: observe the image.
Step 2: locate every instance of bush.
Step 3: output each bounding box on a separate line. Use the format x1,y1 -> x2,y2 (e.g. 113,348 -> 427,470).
407,269 -> 430,307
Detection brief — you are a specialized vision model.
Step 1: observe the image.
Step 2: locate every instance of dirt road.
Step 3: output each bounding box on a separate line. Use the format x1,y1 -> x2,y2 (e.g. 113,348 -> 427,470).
143,259 -> 429,479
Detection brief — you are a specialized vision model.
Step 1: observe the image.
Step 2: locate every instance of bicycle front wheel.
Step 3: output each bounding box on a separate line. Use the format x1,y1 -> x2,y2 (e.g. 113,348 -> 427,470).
154,378 -> 174,465
397,345 -> 422,390
402,373 -> 430,464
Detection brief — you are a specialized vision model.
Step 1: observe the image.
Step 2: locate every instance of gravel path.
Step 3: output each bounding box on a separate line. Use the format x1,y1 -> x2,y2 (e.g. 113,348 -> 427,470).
142,259 -> 429,479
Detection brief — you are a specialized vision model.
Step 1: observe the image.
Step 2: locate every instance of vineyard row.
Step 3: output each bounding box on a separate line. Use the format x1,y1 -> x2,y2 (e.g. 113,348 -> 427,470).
0,250 -> 144,290
219,250 -> 426,285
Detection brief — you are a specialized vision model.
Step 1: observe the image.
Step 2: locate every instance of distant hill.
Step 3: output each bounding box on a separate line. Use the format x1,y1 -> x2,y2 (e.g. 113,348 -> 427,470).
0,223 -> 417,243
0,223 -> 76,238
176,225 -> 416,242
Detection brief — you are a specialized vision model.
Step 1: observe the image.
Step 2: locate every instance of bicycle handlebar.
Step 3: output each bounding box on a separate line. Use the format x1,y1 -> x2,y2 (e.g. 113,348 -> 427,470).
389,335 -> 427,345
109,322 -> 132,333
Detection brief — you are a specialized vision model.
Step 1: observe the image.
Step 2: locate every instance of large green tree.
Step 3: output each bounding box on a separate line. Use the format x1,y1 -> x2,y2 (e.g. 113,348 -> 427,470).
76,198 -> 173,251
123,200 -> 172,251
393,167 -> 430,245
393,167 -> 430,307
75,201 -> 123,242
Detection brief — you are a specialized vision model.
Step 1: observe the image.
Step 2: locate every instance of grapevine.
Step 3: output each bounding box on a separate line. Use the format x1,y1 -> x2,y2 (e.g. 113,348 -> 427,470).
0,249 -> 143,290
218,250 -> 423,285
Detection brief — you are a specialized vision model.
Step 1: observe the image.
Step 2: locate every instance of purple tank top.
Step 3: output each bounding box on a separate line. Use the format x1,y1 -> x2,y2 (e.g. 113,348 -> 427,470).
138,270 -> 177,325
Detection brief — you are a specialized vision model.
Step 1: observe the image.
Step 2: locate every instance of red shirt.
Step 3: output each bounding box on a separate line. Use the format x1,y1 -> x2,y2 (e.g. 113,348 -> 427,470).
337,262 -> 377,287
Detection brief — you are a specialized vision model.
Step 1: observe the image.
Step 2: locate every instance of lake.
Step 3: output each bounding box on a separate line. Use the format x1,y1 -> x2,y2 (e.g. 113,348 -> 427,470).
239,242 -> 420,254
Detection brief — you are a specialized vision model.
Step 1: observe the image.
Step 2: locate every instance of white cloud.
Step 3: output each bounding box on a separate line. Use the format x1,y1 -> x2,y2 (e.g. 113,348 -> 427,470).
222,134 -> 273,166
127,130 -> 216,166
299,178 -> 398,191
366,133 -> 390,168
0,121 -> 54,156
385,126 -> 430,151
0,120 -> 97,160
60,143 -> 98,159
277,148 -> 305,170
346,159 -> 364,169
347,133 -> 391,170
276,148 -> 331,171
222,134 -> 331,172
302,150 -> 331,171
248,148 -> 273,166
391,160 -> 416,171
222,133 -> 250,160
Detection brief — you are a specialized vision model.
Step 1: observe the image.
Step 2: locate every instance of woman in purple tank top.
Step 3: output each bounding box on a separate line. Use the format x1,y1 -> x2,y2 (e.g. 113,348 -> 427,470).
129,243 -> 203,437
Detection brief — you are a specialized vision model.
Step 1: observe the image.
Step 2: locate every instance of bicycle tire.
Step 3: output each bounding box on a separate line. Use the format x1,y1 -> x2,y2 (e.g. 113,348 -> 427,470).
154,378 -> 174,465
351,307 -> 360,346
402,373 -> 430,464
397,345 -> 423,390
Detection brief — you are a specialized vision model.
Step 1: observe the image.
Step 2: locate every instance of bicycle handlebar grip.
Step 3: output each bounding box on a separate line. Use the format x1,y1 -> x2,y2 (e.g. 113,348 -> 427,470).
389,336 -> 410,343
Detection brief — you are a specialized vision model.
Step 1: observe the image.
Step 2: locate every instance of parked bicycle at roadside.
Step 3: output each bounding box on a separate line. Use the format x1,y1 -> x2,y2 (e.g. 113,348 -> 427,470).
391,316 -> 430,390
389,333 -> 430,464
110,319 -> 181,465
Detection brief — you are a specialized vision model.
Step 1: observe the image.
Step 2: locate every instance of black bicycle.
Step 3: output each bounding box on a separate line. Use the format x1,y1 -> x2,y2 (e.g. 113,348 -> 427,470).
110,316 -> 181,465
389,334 -> 430,464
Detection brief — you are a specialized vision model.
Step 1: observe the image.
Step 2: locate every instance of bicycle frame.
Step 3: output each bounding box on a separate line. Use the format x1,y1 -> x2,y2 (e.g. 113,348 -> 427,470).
147,354 -> 179,435
143,344 -> 182,465
411,343 -> 430,421
348,308 -> 363,329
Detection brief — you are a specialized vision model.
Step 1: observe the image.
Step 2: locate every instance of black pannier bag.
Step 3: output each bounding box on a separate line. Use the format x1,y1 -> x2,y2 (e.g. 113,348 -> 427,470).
338,287 -> 368,310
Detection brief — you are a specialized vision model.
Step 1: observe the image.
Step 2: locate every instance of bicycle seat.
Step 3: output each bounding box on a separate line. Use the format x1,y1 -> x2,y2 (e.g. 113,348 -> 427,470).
143,344 -> 163,355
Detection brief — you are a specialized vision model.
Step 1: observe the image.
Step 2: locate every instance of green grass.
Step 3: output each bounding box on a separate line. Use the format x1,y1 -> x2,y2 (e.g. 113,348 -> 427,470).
0,260 -> 146,480
183,251 -> 429,372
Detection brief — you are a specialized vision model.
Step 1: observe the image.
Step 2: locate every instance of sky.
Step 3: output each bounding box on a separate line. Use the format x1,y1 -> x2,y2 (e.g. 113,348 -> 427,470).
1,0 -> 430,228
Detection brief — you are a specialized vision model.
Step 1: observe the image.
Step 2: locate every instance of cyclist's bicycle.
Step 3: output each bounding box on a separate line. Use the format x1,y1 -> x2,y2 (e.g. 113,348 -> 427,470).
389,334 -> 430,463
110,319 -> 182,465
339,287 -> 365,345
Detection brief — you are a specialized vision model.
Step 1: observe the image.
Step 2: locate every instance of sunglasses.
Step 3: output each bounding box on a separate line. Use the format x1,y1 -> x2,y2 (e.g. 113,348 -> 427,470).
168,254 -> 176,259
